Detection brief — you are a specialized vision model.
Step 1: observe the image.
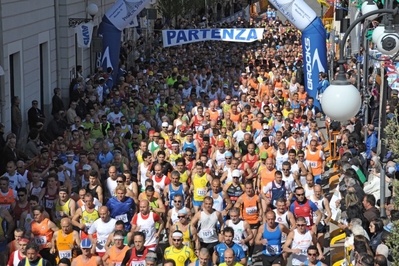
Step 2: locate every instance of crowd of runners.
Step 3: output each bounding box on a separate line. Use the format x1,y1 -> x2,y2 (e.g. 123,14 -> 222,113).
0,6 -> 396,266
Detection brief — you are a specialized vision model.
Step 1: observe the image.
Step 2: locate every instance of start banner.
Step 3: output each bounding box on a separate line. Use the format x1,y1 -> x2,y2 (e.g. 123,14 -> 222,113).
162,28 -> 264,47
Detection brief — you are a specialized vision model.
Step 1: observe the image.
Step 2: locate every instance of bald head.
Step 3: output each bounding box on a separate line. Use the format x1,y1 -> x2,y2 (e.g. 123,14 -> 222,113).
60,218 -> 71,227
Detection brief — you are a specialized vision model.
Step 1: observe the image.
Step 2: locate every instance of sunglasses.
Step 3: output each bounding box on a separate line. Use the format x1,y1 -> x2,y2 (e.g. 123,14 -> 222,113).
178,216 -> 186,218
116,181 -> 124,183
172,238 -> 182,242
308,253 -> 317,256
18,194 -> 25,197
174,200 -> 182,203
296,193 -> 305,196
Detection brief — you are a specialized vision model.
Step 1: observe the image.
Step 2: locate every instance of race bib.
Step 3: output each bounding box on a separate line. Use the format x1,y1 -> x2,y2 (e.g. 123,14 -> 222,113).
59,250 -> 72,259
115,214 -> 128,223
46,200 -> 54,209
200,228 -> 215,239
96,238 -> 107,251
266,245 -> 279,255
140,228 -> 150,238
34,236 -> 47,245
305,217 -> 311,226
196,188 -> 207,196
0,204 -> 10,210
131,261 -> 145,266
309,161 -> 317,168
245,206 -> 257,215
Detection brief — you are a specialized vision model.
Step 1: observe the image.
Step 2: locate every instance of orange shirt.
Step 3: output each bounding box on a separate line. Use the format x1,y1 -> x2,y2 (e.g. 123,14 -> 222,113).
75,255 -> 98,266
306,149 -> 323,176
260,169 -> 276,188
298,91 -> 308,104
241,194 -> 260,225
229,111 -> 241,124
108,245 -> 130,265
259,84 -> 268,98
252,121 -> 262,131
207,109 -> 220,121
56,230 -> 75,262
0,188 -> 16,210
259,146 -> 274,160
31,218 -> 53,250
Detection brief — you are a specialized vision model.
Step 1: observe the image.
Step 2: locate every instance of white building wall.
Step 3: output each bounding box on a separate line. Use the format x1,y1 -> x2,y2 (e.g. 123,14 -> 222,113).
0,0 -> 115,136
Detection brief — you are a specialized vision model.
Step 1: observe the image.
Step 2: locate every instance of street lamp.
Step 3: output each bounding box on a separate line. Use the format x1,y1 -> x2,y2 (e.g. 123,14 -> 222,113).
321,7 -> 399,121
69,3 -> 99,27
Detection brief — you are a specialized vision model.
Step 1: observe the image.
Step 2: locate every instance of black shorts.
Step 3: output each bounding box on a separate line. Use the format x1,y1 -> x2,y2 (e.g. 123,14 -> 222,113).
200,241 -> 218,254
250,222 -> 261,230
262,254 -> 283,266
317,223 -> 327,233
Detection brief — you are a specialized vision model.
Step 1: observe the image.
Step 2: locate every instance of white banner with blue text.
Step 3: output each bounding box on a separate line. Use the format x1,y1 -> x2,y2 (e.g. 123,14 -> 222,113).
76,22 -> 94,48
162,28 -> 264,47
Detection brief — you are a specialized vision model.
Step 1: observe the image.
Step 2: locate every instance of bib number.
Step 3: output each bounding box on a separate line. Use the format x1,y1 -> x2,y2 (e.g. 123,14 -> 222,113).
140,228 -> 150,238
309,161 -> 317,168
96,238 -> 106,251
197,188 -> 207,196
59,250 -> 72,259
200,228 -> 214,239
34,236 -> 47,245
266,245 -> 279,255
115,214 -> 128,223
46,200 -> 54,209
246,206 -> 257,215
305,217 -> 311,226
131,262 -> 145,266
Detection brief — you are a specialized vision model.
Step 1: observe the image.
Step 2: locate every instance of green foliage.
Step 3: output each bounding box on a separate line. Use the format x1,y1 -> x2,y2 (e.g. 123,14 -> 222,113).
384,115 -> 399,264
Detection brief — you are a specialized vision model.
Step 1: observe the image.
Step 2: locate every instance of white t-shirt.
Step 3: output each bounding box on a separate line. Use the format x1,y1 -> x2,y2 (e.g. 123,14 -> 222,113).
4,172 -> 27,190
87,218 -> 117,253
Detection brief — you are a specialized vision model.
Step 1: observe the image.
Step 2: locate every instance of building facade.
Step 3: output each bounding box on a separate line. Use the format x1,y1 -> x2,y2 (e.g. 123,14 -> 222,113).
0,0 -> 114,139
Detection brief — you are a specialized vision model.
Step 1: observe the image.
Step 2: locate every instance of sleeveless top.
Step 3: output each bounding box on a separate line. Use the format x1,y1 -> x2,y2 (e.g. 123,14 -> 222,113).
175,223 -> 193,249
291,229 -> 313,265
209,190 -> 225,212
226,183 -> 244,205
241,194 -> 259,225
56,230 -> 74,261
198,211 -> 218,244
75,255 -> 98,266
167,184 -> 185,208
0,189 -> 15,210
262,223 -> 282,256
31,218 -> 53,250
226,219 -> 248,251
193,173 -> 208,202
29,182 -> 44,198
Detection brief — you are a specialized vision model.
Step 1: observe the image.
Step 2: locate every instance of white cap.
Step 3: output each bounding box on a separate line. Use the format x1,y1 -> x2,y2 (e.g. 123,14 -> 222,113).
232,169 -> 241,177
83,164 -> 91,171
162,122 -> 169,127
263,124 -> 269,130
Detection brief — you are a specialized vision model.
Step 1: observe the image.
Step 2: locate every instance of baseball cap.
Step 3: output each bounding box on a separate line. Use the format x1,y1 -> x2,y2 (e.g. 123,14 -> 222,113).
146,252 -> 158,262
197,126 -> 204,131
224,151 -> 233,158
384,222 -> 394,233
162,122 -> 169,127
263,124 -> 269,130
83,164 -> 92,171
260,151 -> 268,159
81,238 -> 92,248
178,209 -> 188,215
232,169 -> 241,177
98,77 -> 105,80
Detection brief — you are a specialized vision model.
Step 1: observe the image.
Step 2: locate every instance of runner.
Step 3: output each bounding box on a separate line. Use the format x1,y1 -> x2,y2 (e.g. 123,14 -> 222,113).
213,227 -> 246,265
164,230 -> 197,266
102,230 -> 129,266
50,218 -> 81,263
71,238 -> 103,266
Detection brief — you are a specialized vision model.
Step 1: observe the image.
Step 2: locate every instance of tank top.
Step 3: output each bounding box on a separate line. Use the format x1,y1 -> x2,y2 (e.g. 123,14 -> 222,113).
262,223 -> 282,256
226,183 -> 244,205
55,198 -> 72,222
175,223 -> 193,248
182,140 -> 197,153
275,151 -> 288,171
271,181 -> 287,206
193,115 -> 203,128
171,208 -> 179,225
260,169 -> 276,188
24,213 -> 34,232
75,255 -> 98,266
226,219 -> 248,251
193,173 -> 208,202
306,150 -> 323,176
311,195 -> 325,224
169,153 -> 182,168
68,140 -> 82,155
241,194 -> 259,225
126,248 -> 149,266
179,171 -> 189,183
14,201 -> 30,224
10,250 -> 24,266
291,229 -> 313,265
44,187 -> 58,211
273,210 -> 290,230
81,177 -> 90,188
81,207 -> 100,239
31,218 -> 53,250
29,182 -> 44,198
244,154 -> 258,169
152,175 -> 168,194
0,189 -> 16,210
209,190 -> 225,212
168,184 -> 185,208
135,212 -> 157,247
86,184 -> 99,199
198,211 -> 218,243
139,163 -> 149,191
215,150 -> 227,166
108,245 -> 130,265
56,230 -> 74,261
293,200 -> 314,227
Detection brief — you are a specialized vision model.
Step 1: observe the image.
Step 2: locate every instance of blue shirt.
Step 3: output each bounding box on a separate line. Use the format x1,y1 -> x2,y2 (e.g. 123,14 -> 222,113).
106,196 -> 136,230
214,242 -> 245,263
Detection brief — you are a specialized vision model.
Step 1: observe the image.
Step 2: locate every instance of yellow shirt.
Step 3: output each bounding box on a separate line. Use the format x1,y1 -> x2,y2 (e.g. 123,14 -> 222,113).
219,263 -> 243,266
55,198 -> 72,226
164,245 -> 197,266
193,173 -> 208,202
